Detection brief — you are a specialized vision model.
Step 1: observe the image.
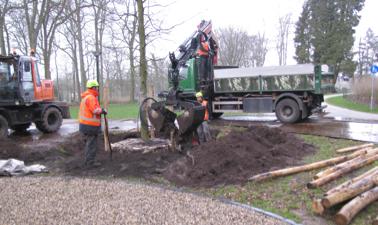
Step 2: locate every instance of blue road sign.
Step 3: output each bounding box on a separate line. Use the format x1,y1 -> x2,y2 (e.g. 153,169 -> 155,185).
371,65 -> 378,74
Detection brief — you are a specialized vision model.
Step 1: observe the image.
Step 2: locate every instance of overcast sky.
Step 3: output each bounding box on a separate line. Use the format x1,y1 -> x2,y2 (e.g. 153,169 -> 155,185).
152,0 -> 378,66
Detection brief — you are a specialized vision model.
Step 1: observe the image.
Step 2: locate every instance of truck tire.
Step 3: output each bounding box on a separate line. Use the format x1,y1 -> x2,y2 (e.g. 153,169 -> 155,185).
36,107 -> 63,133
0,115 -> 9,138
275,98 -> 300,123
11,123 -> 31,132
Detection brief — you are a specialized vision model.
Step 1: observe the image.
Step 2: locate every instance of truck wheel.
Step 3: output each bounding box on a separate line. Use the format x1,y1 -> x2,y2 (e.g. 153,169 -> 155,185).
11,123 -> 31,132
36,107 -> 63,133
0,115 -> 9,138
275,98 -> 300,123
211,113 -> 223,119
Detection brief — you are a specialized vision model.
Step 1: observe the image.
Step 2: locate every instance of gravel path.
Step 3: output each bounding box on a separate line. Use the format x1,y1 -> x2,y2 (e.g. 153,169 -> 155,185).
0,176 -> 288,225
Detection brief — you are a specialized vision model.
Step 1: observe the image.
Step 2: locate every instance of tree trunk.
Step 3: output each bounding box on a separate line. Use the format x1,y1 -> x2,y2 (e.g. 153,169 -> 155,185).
314,151 -> 373,179
326,167 -> 378,196
307,154 -> 378,189
0,17 -> 6,55
334,187 -> 378,225
249,148 -> 369,182
129,45 -> 136,102
336,143 -> 374,153
73,41 -> 81,102
321,170 -> 378,208
75,0 -> 86,92
137,0 -> 147,99
43,49 -> 52,79
136,0 -> 149,141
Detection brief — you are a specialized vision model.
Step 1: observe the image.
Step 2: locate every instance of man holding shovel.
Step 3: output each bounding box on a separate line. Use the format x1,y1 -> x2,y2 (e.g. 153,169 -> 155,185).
79,80 -> 107,167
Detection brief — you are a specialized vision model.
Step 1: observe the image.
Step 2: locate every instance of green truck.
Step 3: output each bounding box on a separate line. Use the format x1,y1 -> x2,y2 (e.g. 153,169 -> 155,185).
177,58 -> 333,123
144,20 -> 333,144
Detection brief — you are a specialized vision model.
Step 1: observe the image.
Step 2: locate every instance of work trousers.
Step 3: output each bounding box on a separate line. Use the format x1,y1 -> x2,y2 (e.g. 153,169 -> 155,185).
197,121 -> 211,144
198,56 -> 209,81
83,134 -> 98,165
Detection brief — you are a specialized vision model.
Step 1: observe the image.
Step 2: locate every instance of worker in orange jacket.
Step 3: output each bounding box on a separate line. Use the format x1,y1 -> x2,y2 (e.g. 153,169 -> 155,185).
196,33 -> 210,82
196,92 -> 211,143
79,80 -> 107,167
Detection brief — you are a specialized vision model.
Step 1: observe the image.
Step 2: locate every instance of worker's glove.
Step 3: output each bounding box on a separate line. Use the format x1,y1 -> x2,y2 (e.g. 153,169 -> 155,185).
101,108 -> 108,115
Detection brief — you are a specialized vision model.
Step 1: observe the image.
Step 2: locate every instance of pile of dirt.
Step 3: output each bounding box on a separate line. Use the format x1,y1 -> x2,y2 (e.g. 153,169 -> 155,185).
0,125 -> 315,188
163,126 -> 315,187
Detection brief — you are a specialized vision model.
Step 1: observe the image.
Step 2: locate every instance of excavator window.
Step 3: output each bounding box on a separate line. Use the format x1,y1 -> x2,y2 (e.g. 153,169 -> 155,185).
0,62 -> 11,84
34,62 -> 42,86
22,61 -> 33,82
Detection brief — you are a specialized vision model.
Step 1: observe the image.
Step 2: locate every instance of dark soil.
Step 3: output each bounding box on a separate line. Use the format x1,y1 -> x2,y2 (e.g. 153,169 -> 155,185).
0,126 -> 315,188
163,126 -> 315,187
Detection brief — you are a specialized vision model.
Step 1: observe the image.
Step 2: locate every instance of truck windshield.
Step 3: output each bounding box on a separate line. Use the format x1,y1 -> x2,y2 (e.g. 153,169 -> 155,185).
0,61 -> 13,84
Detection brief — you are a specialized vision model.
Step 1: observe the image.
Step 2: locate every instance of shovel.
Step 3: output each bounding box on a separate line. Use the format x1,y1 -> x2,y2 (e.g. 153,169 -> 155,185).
103,113 -> 112,160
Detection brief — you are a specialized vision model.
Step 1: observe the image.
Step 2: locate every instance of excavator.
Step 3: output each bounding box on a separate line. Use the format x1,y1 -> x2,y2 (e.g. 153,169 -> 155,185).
140,20 -> 217,148
0,51 -> 70,138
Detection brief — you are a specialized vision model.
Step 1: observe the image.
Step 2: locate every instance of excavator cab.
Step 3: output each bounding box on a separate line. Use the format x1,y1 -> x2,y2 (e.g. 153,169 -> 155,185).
0,53 -> 69,137
0,54 -> 54,106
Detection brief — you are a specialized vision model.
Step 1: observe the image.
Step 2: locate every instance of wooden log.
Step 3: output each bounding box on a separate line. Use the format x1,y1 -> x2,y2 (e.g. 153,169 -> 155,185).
326,167 -> 378,196
314,154 -> 365,179
248,148 -> 369,182
334,186 -> 378,225
321,170 -> 378,208
314,147 -> 378,179
307,154 -> 378,189
111,138 -> 169,153
312,199 -> 325,215
336,143 -> 374,153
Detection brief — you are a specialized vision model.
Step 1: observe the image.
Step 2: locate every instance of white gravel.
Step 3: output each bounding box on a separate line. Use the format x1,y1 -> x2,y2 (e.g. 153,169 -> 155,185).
0,176 -> 288,225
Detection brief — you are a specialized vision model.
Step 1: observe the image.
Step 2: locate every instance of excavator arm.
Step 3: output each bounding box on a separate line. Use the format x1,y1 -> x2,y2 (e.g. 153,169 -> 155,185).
140,20 -> 216,148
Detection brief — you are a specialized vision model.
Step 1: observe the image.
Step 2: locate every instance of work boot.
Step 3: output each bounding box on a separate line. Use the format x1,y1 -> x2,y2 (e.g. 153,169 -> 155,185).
84,161 -> 102,168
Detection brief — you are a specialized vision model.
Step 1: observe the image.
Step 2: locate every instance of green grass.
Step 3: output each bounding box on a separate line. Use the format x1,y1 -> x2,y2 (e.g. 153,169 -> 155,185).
326,95 -> 378,114
69,103 -> 139,120
205,134 -> 378,224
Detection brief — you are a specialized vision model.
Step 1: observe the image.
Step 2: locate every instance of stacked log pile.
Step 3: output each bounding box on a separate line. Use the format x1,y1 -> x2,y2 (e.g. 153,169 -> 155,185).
249,143 -> 378,225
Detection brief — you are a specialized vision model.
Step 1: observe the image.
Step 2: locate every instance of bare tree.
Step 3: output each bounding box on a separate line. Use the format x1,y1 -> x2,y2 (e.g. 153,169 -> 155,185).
249,33 -> 269,67
136,0 -> 148,99
0,0 -> 12,54
216,27 -> 251,67
92,0 -> 110,99
216,27 -> 269,67
110,0 -> 138,102
276,14 -> 291,66
39,0 -> 70,79
7,8 -> 30,54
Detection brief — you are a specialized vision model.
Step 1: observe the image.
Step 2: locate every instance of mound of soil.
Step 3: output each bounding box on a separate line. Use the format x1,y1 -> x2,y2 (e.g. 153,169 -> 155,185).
0,125 -> 315,188
163,126 -> 315,187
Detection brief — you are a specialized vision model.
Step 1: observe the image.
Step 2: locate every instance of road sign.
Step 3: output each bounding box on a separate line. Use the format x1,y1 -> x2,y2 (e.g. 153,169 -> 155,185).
371,65 -> 378,74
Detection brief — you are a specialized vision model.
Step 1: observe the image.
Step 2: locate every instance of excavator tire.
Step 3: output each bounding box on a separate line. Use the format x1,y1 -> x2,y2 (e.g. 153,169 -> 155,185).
11,123 -> 31,132
36,107 -> 63,133
0,115 -> 8,139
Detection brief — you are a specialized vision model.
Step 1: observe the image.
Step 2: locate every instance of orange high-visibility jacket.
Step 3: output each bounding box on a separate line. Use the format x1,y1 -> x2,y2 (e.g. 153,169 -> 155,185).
79,89 -> 102,127
202,100 -> 209,121
197,42 -> 209,57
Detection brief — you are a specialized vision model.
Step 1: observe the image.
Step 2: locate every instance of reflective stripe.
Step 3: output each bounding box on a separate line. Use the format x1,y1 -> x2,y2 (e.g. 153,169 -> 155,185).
79,115 -> 101,123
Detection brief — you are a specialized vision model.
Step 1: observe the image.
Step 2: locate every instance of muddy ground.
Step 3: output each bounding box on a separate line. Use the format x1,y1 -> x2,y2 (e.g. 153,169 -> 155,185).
0,125 -> 315,188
